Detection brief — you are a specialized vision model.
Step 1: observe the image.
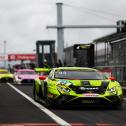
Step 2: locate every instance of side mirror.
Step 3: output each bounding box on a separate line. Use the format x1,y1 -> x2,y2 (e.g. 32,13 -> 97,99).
108,76 -> 116,81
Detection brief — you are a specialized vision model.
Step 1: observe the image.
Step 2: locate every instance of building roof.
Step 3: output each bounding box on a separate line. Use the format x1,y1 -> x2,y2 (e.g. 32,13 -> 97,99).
93,32 -> 126,43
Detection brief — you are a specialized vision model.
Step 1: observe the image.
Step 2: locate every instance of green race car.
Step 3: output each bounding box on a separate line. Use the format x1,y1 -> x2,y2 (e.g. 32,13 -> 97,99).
33,67 -> 123,108
0,69 -> 14,83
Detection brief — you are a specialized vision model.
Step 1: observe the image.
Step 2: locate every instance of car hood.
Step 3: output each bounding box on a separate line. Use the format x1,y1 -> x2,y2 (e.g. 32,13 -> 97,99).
0,74 -> 13,78
54,79 -> 111,87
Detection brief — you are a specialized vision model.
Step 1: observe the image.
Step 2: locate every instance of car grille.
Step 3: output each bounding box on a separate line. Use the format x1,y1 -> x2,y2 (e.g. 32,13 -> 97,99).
69,81 -> 109,94
21,79 -> 34,84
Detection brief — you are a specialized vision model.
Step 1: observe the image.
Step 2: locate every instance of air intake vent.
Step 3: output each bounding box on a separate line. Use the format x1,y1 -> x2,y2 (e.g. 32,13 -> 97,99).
81,81 -> 90,86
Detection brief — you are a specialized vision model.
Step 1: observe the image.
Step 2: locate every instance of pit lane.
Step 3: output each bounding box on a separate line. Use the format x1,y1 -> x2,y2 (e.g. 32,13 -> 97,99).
0,83 -> 126,126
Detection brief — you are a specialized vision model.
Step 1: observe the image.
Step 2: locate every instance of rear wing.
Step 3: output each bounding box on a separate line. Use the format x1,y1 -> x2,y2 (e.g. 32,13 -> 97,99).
34,68 -> 51,72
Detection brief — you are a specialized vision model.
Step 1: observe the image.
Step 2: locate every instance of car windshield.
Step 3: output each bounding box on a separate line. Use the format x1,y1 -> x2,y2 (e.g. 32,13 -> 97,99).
17,71 -> 36,75
54,70 -> 105,80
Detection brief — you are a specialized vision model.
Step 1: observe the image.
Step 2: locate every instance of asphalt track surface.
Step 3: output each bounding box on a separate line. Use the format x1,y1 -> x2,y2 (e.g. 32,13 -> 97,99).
0,83 -> 126,126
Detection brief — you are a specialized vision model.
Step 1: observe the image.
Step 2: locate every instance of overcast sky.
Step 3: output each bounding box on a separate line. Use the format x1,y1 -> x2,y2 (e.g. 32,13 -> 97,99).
0,0 -> 125,55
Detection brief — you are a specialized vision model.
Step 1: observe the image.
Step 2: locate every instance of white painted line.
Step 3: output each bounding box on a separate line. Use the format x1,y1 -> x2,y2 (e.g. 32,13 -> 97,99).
7,83 -> 71,126
123,98 -> 126,100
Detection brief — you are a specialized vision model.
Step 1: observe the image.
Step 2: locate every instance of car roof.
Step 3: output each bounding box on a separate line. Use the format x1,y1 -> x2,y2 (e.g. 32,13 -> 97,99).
53,67 -> 97,71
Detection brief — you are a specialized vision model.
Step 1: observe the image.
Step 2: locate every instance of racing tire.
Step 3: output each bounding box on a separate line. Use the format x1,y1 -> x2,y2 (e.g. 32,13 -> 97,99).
43,82 -> 54,108
33,83 -> 39,101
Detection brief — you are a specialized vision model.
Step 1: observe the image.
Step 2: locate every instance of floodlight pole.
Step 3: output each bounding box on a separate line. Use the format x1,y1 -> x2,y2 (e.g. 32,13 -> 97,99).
57,3 -> 64,62
3,40 -> 6,68
46,3 -> 124,63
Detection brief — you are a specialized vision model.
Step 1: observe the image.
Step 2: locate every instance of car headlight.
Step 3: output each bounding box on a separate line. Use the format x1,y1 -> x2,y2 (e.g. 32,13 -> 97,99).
108,87 -> 116,94
57,86 -> 70,93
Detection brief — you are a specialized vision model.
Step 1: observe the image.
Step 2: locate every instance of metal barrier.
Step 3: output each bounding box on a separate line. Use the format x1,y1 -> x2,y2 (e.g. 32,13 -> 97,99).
119,82 -> 126,96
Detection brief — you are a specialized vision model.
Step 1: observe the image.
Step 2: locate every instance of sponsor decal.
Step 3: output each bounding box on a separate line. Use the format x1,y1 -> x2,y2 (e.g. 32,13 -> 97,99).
84,93 -> 99,97
82,100 -> 95,103
79,87 -> 99,90
47,93 -> 53,98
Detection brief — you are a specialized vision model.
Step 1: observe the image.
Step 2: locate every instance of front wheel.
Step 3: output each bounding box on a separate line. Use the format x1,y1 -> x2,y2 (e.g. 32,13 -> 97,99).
43,83 -> 54,108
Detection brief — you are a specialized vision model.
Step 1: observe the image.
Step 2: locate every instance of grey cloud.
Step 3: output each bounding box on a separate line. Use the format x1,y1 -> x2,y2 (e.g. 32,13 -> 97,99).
0,0 -> 125,55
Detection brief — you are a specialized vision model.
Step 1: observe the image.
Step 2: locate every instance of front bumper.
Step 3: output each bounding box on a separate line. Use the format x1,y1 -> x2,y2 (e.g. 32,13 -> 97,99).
0,77 -> 14,83
52,94 -> 123,106
15,78 -> 35,84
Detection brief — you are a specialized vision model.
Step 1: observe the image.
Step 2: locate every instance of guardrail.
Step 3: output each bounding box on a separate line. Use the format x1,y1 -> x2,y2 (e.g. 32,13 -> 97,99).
118,82 -> 126,96
122,88 -> 126,96
119,81 -> 126,86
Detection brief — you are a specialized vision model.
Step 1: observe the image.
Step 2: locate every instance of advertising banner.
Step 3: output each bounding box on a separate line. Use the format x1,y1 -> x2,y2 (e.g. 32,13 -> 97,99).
8,54 -> 36,61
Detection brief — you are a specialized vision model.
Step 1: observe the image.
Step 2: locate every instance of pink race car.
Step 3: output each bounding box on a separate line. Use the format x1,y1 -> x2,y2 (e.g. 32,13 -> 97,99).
14,69 -> 38,84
